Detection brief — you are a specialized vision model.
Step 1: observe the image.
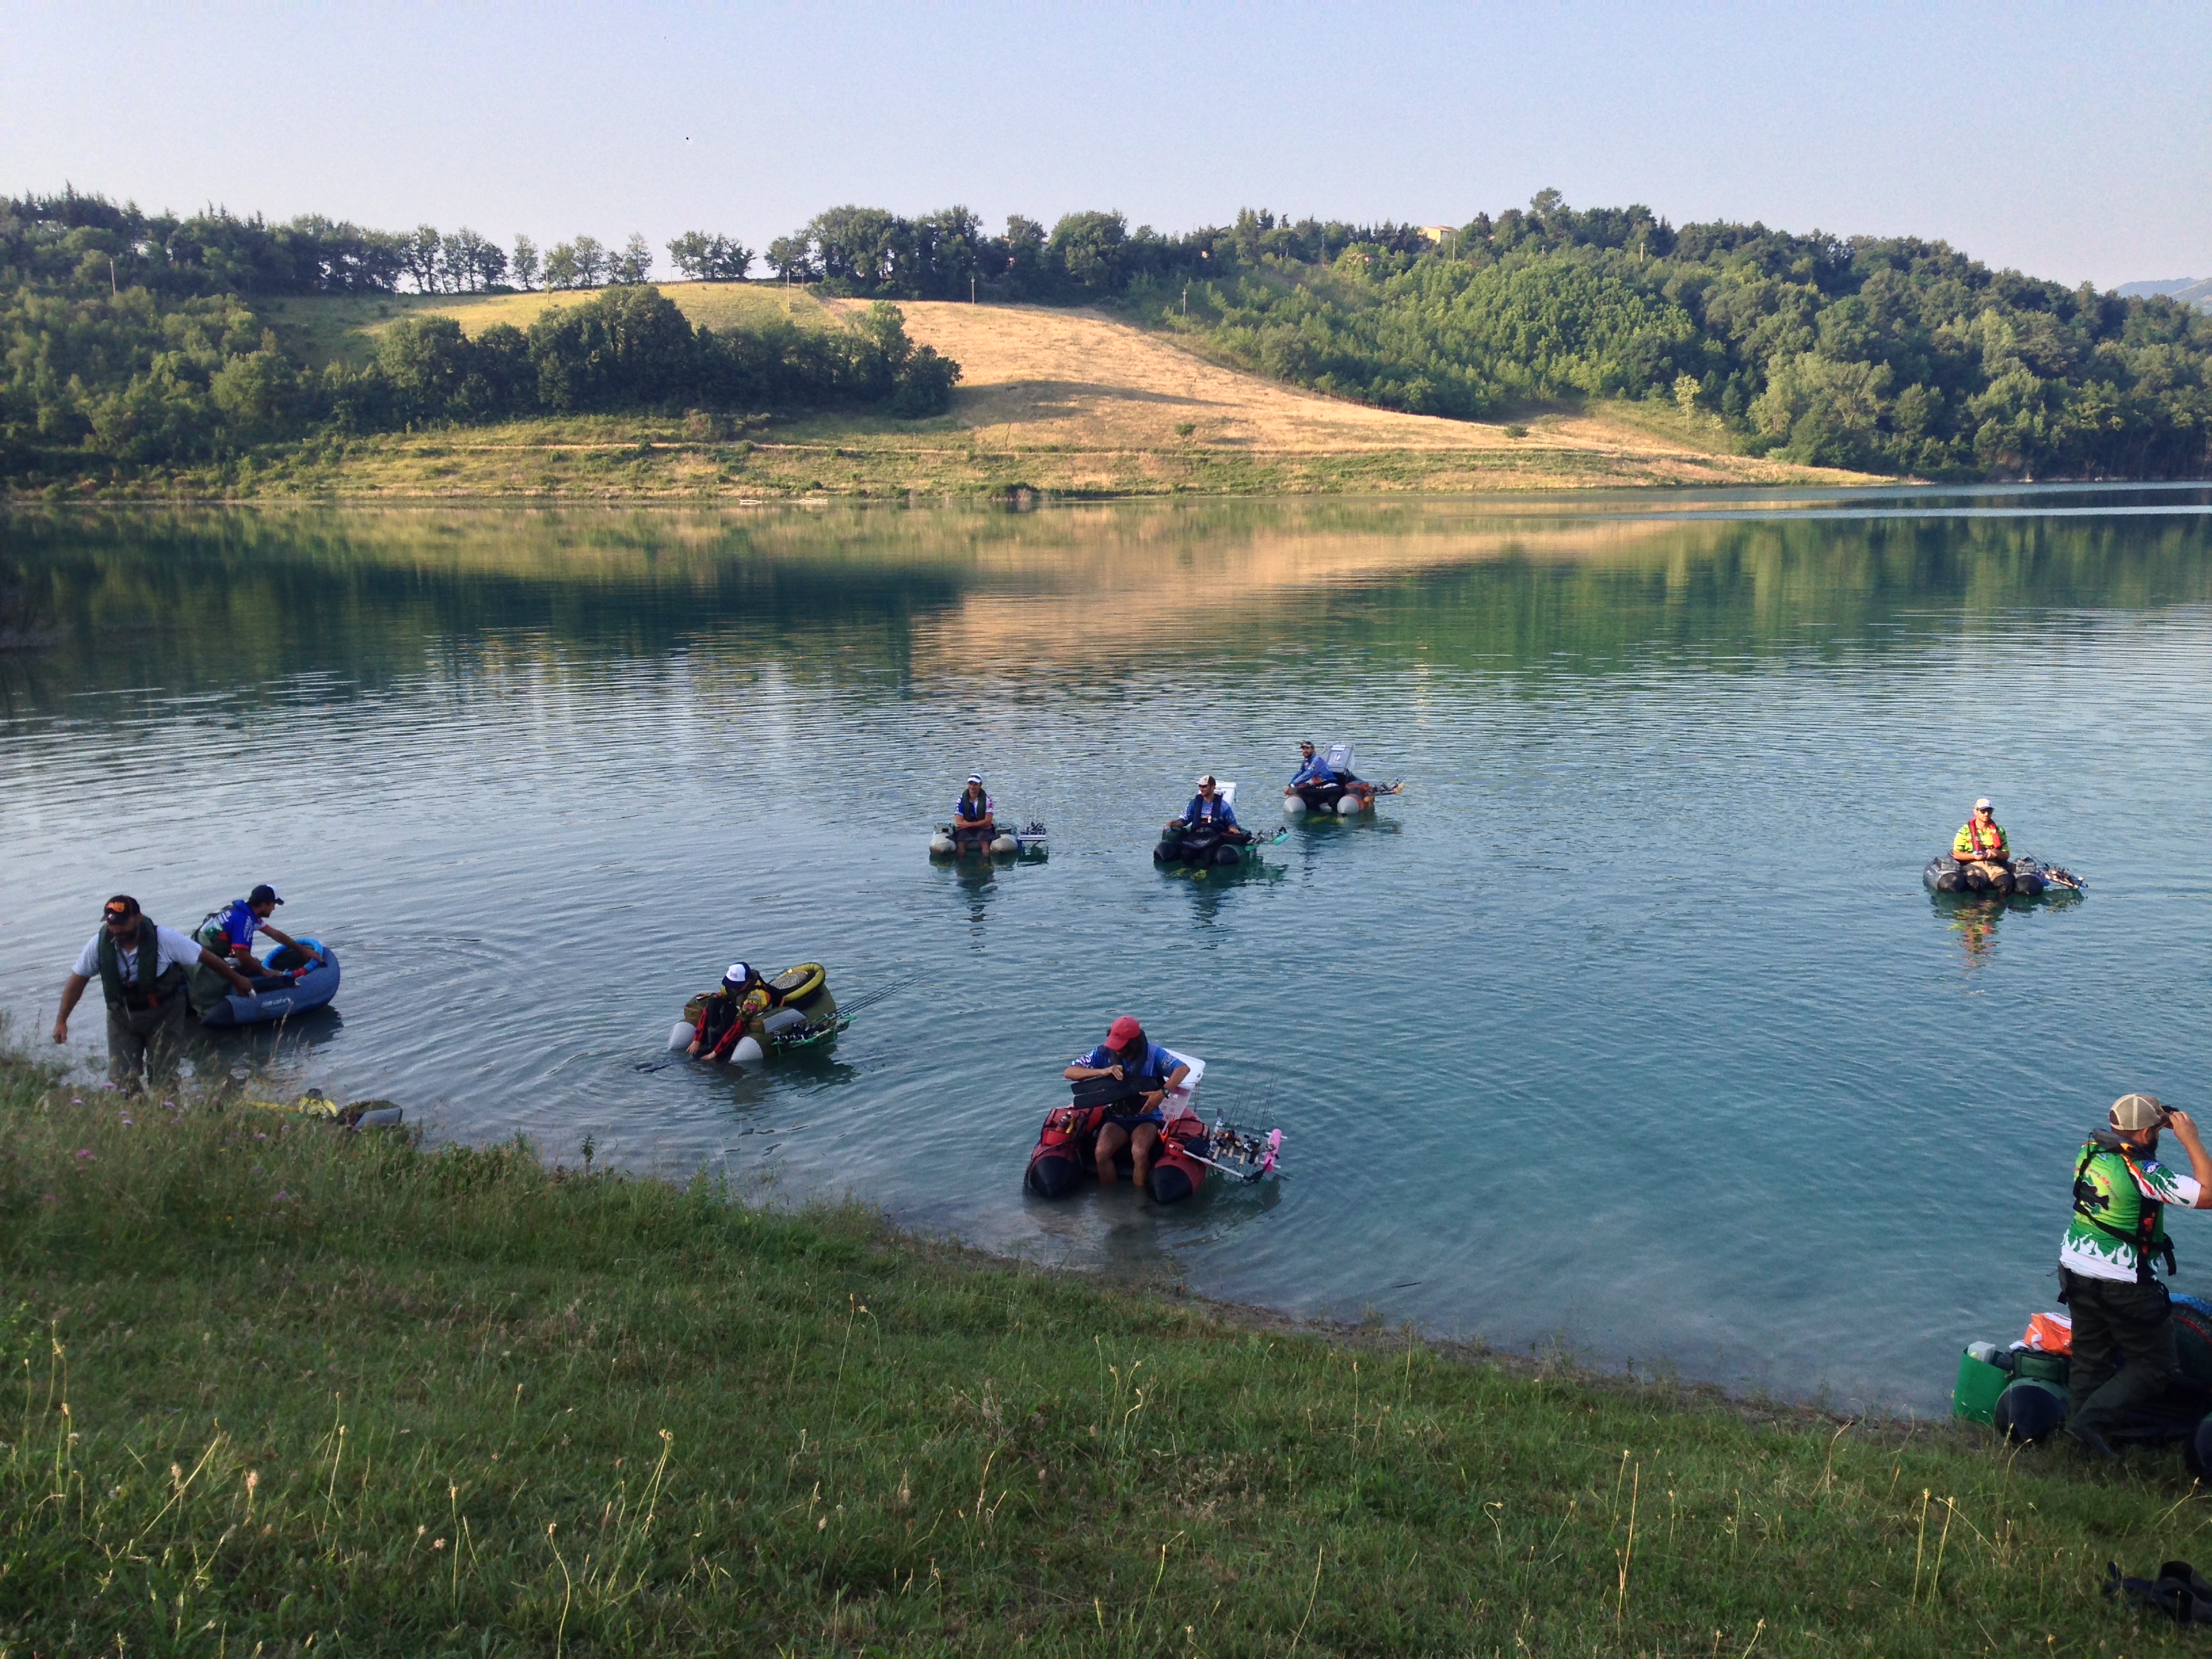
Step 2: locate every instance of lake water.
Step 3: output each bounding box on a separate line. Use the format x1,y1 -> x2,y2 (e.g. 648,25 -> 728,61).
5,489 -> 2211,1414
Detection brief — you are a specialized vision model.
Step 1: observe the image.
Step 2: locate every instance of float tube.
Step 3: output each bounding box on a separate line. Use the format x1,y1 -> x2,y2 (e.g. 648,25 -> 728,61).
670,962 -> 844,1063
1281,743 -> 1404,818
1025,1052 -> 1208,1202
199,937 -> 340,1029
1922,853 -> 2083,898
930,818 -> 1048,859
1953,1296 -> 2212,1469
1023,1058 -> 1284,1204
1154,784 -> 1277,870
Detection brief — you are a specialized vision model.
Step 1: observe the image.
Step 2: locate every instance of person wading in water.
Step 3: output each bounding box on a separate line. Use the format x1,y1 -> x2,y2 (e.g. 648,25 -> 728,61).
53,895 -> 258,1091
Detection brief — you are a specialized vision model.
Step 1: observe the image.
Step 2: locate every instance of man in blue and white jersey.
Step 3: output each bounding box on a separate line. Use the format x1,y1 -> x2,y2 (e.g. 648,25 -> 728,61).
206,885 -> 318,970
1064,1015 -> 1191,1190
1167,775 -> 1247,840
193,884 -> 318,1007
1286,741 -> 1336,795
951,776 -> 997,850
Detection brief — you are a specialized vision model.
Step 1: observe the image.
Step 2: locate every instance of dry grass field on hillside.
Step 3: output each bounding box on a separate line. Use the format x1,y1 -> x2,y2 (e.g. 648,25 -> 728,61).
829,299 -> 1693,457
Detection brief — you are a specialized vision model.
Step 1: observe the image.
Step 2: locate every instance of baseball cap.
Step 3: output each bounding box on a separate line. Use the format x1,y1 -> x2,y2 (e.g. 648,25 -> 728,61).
249,883 -> 284,906
2111,1092 -> 2168,1130
966,773 -> 985,785
1106,1015 -> 1144,1047
1197,773 -> 1216,788
723,961 -> 754,987
1974,798 -> 1992,812
102,895 -> 140,922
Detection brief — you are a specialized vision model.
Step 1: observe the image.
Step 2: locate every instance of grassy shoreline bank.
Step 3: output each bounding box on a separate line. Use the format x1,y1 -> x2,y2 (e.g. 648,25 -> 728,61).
1,414 -> 1868,505
0,1044 -> 2189,1654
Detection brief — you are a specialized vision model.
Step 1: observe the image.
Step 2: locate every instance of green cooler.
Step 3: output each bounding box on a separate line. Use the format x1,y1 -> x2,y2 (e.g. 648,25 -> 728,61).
1952,1347 -> 2012,1424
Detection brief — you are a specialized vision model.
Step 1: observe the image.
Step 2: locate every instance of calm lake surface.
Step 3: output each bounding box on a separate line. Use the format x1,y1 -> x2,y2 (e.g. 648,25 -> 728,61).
5,489 -> 2211,1412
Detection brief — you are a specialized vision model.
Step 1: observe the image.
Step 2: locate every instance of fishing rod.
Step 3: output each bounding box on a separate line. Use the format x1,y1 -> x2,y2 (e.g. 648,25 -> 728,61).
827,975 -> 918,1017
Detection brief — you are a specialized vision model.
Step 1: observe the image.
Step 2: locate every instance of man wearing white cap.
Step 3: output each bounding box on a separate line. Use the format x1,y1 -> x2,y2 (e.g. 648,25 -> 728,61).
951,775 -> 997,852
689,962 -> 768,1063
1164,774 -> 1248,842
1951,798 -> 2012,891
2060,1092 -> 2212,1456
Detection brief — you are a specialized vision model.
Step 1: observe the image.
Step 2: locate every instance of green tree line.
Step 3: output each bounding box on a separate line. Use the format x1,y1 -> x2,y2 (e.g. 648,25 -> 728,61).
1,189 -> 747,297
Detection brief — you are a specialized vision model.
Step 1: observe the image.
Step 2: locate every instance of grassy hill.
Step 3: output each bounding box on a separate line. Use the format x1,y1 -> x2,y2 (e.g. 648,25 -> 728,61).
216,283 -> 1872,501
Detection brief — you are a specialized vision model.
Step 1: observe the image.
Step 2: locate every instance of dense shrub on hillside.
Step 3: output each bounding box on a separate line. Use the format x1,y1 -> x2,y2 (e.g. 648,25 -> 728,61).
1,281 -> 959,473
1153,205 -> 2212,478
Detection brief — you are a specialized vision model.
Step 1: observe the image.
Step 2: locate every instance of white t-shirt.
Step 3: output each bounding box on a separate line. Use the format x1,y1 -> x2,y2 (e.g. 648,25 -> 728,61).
73,925 -> 204,982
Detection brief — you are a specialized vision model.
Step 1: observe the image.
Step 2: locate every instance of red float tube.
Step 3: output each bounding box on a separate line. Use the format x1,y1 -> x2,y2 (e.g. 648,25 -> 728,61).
1023,1101 -> 1211,1204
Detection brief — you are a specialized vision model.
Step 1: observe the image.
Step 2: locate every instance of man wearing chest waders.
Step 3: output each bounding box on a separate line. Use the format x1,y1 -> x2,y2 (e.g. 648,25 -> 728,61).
2060,1092 -> 2212,1457
52,895 -> 259,1092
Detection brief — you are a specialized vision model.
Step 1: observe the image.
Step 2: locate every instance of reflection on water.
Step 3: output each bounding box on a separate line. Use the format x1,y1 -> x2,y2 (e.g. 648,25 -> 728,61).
4,490 -> 2212,1413
1934,890 -> 2089,973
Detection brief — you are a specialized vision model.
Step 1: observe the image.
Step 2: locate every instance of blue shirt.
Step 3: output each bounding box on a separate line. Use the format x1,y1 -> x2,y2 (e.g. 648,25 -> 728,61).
1077,1041 -> 1184,1087
1181,794 -> 1238,829
1290,754 -> 1336,787
954,791 -> 994,824
213,899 -> 265,953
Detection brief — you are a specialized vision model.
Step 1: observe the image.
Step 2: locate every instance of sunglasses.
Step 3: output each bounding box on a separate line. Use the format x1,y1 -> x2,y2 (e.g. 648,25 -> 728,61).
103,912 -> 136,927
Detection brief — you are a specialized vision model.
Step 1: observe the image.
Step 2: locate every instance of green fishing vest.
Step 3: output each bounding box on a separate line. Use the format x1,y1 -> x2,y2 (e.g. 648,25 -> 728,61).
97,920 -> 189,1012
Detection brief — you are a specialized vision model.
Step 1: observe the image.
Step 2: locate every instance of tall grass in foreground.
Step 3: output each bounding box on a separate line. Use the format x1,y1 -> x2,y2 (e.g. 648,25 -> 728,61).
0,1042 -> 2204,1656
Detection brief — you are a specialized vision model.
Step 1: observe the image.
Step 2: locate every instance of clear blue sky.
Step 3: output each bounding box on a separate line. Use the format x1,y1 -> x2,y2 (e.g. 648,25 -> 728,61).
7,1 -> 2207,287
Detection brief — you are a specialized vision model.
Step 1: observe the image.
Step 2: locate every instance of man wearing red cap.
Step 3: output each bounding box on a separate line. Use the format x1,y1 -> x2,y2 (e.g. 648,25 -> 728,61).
1064,1016 -> 1191,1191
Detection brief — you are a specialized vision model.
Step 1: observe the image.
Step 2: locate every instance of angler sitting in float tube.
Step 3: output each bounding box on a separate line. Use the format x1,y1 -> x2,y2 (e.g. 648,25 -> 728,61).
930,775 -> 1017,857
928,775 -> 1045,858
1283,741 -> 1399,817
1030,1017 -> 1208,1202
1155,774 -> 1254,867
1923,796 -> 2083,897
1027,1021 -> 1284,1204
673,960 -> 840,1064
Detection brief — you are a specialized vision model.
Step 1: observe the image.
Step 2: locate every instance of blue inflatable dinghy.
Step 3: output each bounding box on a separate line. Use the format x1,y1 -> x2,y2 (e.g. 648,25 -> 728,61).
199,937 -> 341,1029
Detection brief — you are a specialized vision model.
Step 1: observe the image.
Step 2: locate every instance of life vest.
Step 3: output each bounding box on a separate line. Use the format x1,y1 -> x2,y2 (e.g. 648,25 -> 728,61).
2073,1139 -> 2177,1284
1959,817 -> 2008,861
98,921 -> 188,1012
197,901 -> 258,961
697,984 -> 773,1059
